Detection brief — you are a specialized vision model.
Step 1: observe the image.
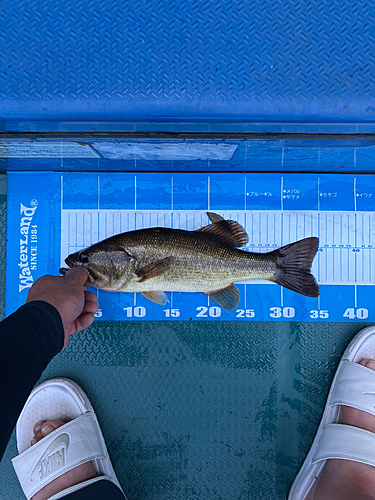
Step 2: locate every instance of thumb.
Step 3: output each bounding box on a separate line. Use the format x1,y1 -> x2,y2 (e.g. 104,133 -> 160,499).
63,266 -> 89,285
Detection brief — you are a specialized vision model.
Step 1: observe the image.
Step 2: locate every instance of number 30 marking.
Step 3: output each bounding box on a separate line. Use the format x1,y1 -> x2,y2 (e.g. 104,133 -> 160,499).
270,307 -> 295,318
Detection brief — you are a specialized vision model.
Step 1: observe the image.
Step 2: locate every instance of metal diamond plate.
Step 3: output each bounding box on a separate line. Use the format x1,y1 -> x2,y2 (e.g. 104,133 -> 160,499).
0,0 -> 374,127
0,307 -> 371,498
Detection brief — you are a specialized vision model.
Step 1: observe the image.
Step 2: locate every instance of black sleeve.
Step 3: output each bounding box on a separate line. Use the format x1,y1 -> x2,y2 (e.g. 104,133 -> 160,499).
0,301 -> 64,461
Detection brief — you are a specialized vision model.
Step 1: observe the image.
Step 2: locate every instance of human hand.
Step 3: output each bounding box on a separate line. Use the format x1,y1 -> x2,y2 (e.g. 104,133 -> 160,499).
25,267 -> 98,347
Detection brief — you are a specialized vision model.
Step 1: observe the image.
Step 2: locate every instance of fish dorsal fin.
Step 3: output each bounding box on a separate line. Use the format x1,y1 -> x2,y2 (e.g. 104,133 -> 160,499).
206,284 -> 240,311
141,291 -> 169,305
135,256 -> 173,282
207,212 -> 225,223
197,213 -> 249,247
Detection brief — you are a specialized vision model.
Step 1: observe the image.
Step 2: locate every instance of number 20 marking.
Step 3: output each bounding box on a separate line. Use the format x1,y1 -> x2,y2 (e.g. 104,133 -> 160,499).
196,306 -> 221,318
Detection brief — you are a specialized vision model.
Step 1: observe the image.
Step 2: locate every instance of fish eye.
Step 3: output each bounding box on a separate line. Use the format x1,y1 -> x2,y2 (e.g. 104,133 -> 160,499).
79,252 -> 89,264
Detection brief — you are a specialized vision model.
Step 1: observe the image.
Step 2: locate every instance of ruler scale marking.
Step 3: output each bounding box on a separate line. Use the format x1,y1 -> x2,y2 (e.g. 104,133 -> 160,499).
15,172 -> 375,322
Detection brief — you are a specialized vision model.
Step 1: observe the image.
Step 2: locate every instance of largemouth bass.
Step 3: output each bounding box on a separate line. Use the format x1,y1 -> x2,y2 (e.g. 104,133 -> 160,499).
60,212 -> 319,311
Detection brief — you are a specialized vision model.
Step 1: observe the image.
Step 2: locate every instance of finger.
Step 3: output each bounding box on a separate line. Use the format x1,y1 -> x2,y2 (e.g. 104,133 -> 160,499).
73,312 -> 95,333
82,297 -> 99,315
63,266 -> 89,285
65,312 -> 96,346
84,290 -> 98,303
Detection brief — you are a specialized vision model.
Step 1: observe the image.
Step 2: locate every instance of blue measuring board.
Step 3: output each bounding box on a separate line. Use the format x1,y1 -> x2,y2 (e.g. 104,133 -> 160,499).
6,172 -> 375,322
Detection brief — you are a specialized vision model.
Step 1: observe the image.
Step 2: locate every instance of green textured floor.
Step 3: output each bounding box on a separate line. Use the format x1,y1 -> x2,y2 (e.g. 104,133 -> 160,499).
0,174 -> 372,499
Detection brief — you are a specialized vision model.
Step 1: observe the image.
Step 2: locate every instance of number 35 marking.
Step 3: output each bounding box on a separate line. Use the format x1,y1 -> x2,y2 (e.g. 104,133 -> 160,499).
310,310 -> 329,319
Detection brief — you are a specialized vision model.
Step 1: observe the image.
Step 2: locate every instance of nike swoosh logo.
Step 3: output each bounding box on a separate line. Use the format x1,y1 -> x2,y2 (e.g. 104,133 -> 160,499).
29,433 -> 70,478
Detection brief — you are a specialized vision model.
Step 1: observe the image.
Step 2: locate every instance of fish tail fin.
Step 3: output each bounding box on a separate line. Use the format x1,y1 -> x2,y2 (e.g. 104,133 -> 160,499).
271,237 -> 320,297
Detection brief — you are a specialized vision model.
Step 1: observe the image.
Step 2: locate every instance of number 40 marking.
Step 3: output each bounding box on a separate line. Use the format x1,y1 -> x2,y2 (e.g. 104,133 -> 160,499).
343,308 -> 368,319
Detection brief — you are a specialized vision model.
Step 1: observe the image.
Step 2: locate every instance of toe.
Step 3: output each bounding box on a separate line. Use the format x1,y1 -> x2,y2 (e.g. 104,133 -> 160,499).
31,421 -> 46,444
361,359 -> 375,371
40,420 -> 66,437
33,421 -> 43,434
30,420 -> 66,446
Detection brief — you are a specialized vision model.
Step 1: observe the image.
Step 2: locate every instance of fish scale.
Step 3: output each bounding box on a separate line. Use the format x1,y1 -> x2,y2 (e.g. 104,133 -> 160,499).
120,231 -> 274,291
63,214 -> 319,310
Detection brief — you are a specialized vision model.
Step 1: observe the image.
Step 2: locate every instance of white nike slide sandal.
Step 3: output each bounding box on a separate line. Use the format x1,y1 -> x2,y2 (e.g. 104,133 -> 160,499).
12,378 -> 126,500
288,326 -> 375,500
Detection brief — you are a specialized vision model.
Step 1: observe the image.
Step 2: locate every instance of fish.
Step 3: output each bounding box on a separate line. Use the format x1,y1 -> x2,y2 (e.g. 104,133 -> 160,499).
60,212 -> 320,311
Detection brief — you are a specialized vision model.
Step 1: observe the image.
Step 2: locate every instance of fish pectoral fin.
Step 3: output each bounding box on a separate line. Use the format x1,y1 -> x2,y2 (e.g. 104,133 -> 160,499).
135,256 -> 173,283
206,284 -> 240,311
141,291 -> 169,305
197,213 -> 249,248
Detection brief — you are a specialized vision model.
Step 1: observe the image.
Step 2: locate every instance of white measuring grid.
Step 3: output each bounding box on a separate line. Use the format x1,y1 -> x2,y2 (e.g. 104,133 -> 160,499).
60,209 -> 375,287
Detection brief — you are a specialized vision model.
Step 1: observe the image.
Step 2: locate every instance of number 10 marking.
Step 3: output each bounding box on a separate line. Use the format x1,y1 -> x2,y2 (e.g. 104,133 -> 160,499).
124,306 -> 146,318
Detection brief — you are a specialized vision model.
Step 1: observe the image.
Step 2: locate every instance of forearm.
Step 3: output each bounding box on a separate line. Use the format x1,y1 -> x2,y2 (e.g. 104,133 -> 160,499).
0,301 -> 64,461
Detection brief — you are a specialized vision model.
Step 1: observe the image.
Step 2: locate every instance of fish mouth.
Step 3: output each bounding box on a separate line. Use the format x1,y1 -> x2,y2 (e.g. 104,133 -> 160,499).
60,254 -> 95,285
65,254 -> 78,268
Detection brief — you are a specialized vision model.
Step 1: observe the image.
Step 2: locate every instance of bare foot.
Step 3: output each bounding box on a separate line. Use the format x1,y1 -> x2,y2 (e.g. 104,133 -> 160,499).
31,420 -> 97,500
306,359 -> 375,500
